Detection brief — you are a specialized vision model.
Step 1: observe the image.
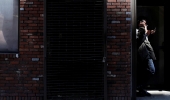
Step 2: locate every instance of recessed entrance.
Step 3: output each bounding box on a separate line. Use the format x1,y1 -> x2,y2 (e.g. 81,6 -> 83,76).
44,0 -> 106,99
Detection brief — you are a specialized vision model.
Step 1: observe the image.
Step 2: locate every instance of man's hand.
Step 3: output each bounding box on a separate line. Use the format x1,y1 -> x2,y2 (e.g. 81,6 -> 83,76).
150,30 -> 156,34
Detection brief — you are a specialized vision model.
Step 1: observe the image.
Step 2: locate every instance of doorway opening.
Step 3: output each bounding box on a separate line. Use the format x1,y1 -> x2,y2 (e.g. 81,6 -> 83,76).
136,6 -> 164,91
134,3 -> 164,100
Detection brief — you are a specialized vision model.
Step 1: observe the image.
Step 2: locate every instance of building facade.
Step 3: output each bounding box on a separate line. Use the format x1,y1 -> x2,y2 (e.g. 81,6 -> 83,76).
0,0 -> 164,100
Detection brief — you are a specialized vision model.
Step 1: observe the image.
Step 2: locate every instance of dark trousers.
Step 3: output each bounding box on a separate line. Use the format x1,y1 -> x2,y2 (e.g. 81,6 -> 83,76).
136,59 -> 155,91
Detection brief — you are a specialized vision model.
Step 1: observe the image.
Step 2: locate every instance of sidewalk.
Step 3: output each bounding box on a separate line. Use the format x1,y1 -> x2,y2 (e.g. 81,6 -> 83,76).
137,90 -> 170,100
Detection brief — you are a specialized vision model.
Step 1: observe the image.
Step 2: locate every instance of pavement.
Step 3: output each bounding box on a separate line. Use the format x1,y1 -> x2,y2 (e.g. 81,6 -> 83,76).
137,90 -> 170,100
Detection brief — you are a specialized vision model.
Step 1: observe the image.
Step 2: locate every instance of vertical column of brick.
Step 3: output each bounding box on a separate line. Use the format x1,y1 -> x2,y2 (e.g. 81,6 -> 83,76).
0,0 -> 44,99
19,0 -> 44,98
106,0 -> 131,99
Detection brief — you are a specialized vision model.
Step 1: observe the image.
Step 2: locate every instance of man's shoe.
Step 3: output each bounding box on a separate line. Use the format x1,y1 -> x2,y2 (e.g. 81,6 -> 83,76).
137,90 -> 151,97
136,91 -> 145,97
144,91 -> 151,96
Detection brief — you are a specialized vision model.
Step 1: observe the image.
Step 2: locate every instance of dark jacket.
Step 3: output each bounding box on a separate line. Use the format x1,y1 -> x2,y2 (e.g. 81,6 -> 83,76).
137,27 -> 156,61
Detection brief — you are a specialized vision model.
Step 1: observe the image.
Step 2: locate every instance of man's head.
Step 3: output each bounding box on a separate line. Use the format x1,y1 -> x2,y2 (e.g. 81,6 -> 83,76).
137,16 -> 148,28
138,19 -> 148,29
139,19 -> 147,25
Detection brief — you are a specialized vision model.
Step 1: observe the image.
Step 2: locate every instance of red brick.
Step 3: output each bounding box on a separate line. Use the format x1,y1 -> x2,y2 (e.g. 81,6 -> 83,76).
107,0 -> 116,2
5,77 -> 14,80
107,5 -> 116,8
10,61 -> 19,64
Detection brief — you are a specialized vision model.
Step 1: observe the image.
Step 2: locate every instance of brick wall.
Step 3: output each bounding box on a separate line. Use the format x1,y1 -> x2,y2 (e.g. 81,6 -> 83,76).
106,0 -> 131,99
0,0 -> 44,99
0,0 -> 132,99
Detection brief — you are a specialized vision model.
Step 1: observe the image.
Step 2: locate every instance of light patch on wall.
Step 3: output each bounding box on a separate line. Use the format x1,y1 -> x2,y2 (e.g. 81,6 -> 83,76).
32,78 -> 39,81
32,58 -> 39,61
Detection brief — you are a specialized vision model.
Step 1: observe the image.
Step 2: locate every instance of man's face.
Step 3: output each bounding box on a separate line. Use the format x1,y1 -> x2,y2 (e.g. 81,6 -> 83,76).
140,20 -> 147,25
139,20 -> 147,27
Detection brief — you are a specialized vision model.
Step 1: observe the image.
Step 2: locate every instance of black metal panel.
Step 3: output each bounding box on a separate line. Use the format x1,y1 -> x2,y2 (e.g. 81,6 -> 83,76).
46,0 -> 105,99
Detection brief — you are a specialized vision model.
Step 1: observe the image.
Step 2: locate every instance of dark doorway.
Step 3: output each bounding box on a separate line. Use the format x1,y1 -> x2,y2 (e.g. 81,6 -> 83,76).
136,6 -> 164,91
131,1 -> 164,99
44,0 -> 107,99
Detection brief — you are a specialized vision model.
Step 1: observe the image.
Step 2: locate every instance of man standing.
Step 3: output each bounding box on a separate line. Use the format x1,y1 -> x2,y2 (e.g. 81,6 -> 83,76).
136,18 -> 156,96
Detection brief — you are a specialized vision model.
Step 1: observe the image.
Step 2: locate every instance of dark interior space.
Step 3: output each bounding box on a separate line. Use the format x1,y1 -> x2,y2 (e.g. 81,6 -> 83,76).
136,2 -> 165,91
45,0 -> 106,99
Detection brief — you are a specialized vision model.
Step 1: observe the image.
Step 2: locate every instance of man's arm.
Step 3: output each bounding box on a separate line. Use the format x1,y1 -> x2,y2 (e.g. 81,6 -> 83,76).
146,27 -> 156,36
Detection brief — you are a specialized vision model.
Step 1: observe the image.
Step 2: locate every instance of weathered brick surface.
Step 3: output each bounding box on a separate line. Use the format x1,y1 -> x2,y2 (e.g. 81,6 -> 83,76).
106,0 -> 131,99
0,0 -> 132,99
0,0 -> 44,99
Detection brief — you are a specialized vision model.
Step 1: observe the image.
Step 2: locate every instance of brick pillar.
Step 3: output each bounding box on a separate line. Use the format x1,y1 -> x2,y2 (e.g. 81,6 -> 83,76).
106,0 -> 132,99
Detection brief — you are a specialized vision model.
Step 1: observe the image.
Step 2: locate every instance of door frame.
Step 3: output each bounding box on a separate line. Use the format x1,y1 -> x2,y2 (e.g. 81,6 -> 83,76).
131,0 -> 137,100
